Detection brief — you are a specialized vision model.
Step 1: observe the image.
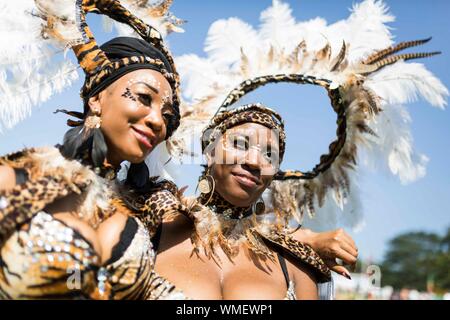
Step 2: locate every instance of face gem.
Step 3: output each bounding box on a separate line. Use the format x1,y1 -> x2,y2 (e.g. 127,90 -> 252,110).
162,90 -> 172,105
0,197 -> 8,209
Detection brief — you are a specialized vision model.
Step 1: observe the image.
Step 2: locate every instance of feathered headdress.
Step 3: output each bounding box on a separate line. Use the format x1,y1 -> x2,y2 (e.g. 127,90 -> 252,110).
169,0 -> 448,229
101,0 -> 185,36
0,0 -> 184,132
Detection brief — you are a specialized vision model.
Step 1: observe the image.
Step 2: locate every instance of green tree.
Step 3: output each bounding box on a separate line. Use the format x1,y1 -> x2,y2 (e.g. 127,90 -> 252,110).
380,230 -> 447,291
434,227 -> 450,291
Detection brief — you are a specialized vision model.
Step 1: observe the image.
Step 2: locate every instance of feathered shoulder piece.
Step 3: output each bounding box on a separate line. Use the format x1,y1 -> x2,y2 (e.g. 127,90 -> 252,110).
0,146 -> 187,251
179,196 -> 331,283
0,146 -> 113,245
170,0 -> 448,229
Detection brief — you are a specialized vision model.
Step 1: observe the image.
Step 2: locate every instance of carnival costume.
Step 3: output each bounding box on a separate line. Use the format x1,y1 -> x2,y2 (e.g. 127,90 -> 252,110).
170,0 -> 447,229
0,0 -> 186,299
161,0 -> 448,299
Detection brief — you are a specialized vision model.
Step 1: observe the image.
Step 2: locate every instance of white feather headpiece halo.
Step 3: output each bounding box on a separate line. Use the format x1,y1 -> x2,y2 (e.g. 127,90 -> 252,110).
169,0 -> 448,229
0,0 -> 184,132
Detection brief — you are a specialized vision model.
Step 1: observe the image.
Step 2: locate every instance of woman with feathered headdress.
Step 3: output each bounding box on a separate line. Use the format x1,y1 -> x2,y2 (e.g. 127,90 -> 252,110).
149,0 -> 447,299
0,0 -> 187,299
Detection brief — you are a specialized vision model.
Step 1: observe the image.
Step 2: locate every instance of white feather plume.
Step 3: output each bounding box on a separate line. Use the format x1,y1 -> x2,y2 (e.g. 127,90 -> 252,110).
0,0 -> 81,132
361,103 -> 430,185
205,18 -> 259,68
325,0 -> 394,61
366,61 -> 448,108
259,0 -> 300,51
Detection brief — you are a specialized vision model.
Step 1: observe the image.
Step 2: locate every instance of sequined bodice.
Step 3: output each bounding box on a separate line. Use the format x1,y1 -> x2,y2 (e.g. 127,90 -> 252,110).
0,211 -> 177,300
0,212 -> 101,299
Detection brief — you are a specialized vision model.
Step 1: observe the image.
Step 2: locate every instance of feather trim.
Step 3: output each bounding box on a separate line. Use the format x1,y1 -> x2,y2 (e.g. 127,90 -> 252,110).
181,196 -> 276,262
0,146 -> 114,228
180,196 -> 331,282
101,0 -> 185,38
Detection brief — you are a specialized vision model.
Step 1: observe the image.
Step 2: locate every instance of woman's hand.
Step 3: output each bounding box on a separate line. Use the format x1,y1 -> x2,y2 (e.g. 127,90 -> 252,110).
292,228 -> 358,279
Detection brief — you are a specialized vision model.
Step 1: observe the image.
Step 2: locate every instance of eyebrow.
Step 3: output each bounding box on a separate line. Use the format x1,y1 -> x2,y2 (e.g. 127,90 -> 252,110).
267,144 -> 279,152
138,81 -> 159,94
230,133 -> 279,150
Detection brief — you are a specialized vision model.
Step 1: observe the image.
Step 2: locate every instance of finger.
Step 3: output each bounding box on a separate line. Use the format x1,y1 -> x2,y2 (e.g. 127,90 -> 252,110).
327,259 -> 351,279
337,235 -> 359,260
333,247 -> 358,266
339,240 -> 358,259
339,231 -> 357,250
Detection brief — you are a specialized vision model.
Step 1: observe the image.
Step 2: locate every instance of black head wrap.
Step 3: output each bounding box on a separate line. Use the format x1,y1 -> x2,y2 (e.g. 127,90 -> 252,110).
78,36 -> 180,138
84,36 -> 175,101
60,37 -> 180,170
59,1 -> 181,189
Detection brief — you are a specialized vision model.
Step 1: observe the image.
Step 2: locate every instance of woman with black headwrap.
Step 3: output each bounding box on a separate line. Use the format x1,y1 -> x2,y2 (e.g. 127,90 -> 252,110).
0,0 -> 185,299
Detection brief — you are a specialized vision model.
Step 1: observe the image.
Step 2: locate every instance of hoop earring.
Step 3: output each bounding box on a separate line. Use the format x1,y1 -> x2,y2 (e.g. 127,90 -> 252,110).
252,197 -> 266,215
196,168 -> 215,205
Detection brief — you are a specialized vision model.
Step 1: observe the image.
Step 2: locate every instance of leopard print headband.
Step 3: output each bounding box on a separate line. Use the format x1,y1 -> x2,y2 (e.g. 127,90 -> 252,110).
201,104 -> 286,163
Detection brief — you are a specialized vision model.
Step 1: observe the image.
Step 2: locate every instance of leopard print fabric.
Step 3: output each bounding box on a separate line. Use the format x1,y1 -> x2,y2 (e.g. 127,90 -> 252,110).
0,176 -> 88,248
118,178 -> 188,238
253,228 -> 331,283
218,74 -> 332,112
0,149 -> 94,247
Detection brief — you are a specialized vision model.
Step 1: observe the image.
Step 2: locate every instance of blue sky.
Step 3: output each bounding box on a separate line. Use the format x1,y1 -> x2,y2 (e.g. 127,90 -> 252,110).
1,0 -> 449,263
